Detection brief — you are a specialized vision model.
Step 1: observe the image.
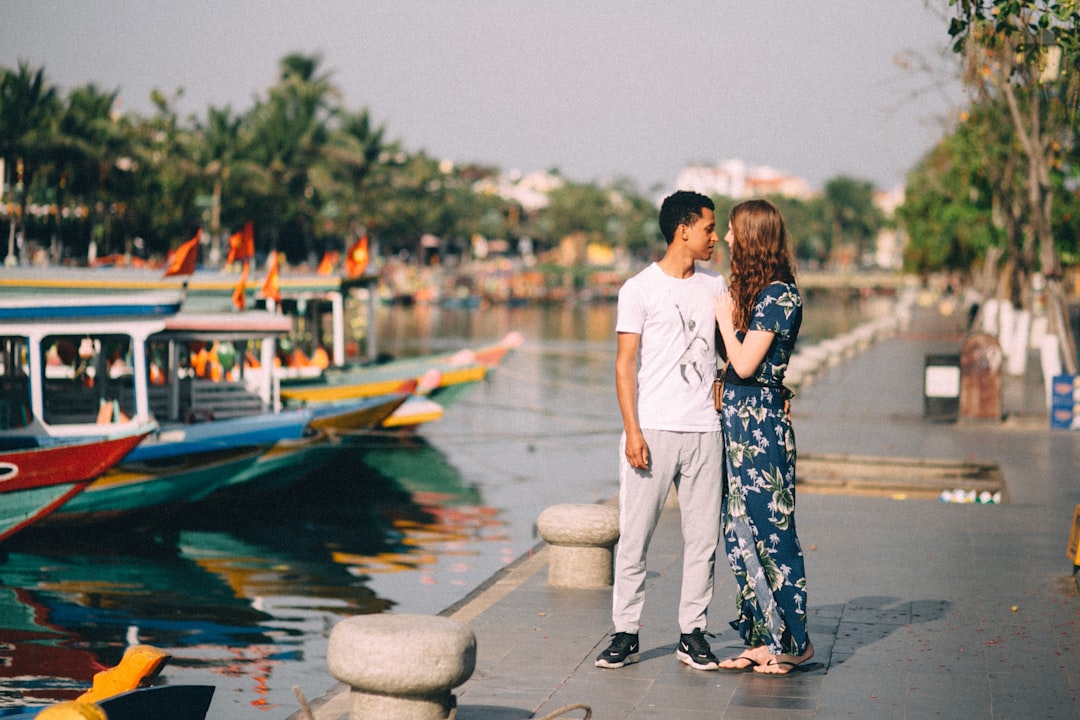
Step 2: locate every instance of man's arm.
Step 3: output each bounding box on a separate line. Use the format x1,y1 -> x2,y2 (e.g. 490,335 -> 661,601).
616,331 -> 648,470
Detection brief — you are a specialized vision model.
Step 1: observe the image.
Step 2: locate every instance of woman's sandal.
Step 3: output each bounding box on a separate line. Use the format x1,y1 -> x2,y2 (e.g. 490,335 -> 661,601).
754,658 -> 811,675
717,654 -> 761,672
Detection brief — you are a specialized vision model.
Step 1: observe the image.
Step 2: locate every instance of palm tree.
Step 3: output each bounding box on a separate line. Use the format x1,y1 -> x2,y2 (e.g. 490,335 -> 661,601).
316,107 -> 388,244
0,61 -> 59,265
192,105 -> 247,266
821,177 -> 883,270
121,89 -> 200,258
245,53 -> 339,264
54,83 -> 124,262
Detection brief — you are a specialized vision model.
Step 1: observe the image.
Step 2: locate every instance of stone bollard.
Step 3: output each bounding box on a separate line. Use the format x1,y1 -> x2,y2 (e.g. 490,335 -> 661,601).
327,614 -> 476,720
537,503 -> 620,588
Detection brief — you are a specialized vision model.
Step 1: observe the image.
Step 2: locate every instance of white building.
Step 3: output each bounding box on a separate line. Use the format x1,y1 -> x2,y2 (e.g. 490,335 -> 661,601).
474,169 -> 564,213
674,160 -> 814,201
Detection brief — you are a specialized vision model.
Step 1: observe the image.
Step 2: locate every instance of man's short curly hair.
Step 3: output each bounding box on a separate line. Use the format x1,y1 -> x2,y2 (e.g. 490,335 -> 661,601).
658,190 -> 714,244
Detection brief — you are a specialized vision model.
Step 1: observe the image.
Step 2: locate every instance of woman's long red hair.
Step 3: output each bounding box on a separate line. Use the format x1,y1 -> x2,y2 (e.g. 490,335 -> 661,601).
728,199 -> 796,331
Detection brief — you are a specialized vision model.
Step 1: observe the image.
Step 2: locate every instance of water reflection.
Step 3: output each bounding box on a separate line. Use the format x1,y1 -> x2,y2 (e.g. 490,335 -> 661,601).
0,433 -> 505,715
0,537 -> 276,706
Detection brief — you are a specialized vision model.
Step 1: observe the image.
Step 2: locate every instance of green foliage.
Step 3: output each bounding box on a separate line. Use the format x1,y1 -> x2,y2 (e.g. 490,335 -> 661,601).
907,0 -> 1080,289
822,177 -> 885,267
898,101 -> 1010,274
1,55 -> 892,274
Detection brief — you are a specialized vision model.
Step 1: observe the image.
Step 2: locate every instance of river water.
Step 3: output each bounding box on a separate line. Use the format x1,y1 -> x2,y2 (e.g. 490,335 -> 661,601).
0,290 -> 890,719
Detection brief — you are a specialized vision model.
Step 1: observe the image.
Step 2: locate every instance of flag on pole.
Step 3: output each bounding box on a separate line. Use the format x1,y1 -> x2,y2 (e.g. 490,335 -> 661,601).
164,230 -> 201,277
226,221 -> 255,265
317,250 -> 339,275
232,260 -> 250,311
344,234 -> 370,278
262,250 -> 282,303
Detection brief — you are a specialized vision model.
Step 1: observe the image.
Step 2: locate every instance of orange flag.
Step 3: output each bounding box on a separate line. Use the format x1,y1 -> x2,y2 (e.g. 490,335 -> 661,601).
226,221 -> 255,265
344,234 -> 370,278
164,230 -> 201,276
262,250 -> 282,303
232,260 -> 250,311
317,250 -> 339,275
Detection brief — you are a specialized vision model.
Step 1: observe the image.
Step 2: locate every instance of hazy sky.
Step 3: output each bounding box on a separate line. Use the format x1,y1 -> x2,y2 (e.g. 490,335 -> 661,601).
2,1 -> 962,193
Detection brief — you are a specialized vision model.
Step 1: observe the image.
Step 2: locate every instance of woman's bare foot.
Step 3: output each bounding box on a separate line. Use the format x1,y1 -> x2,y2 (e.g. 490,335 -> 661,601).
753,641 -> 814,675
718,645 -> 771,671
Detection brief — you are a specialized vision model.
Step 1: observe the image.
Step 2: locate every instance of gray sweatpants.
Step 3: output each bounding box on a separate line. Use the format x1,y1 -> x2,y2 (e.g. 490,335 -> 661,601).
612,429 -> 723,635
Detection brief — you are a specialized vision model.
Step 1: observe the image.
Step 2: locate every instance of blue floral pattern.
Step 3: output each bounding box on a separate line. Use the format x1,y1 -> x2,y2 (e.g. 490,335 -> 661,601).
721,281 -> 808,656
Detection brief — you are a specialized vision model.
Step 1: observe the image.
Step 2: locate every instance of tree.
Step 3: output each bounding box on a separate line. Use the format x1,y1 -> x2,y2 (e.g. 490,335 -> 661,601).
0,61 -> 59,265
764,195 -> 829,268
948,0 -> 1080,371
192,105 -> 247,265
821,177 -> 884,270
898,101 -> 1009,280
124,89 -> 203,257
245,53 -> 338,264
314,107 -> 389,246
54,83 -> 132,262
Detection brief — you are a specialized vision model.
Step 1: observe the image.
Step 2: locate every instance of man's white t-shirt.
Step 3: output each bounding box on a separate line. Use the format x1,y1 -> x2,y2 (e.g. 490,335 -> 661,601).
616,263 -> 727,432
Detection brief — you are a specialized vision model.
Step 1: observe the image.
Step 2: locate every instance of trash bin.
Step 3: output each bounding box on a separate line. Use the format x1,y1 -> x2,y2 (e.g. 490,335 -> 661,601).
924,353 -> 961,422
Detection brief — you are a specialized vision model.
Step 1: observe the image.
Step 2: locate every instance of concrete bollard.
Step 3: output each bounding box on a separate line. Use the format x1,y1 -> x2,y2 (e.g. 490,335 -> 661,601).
327,614 -> 476,720
537,503 -> 620,588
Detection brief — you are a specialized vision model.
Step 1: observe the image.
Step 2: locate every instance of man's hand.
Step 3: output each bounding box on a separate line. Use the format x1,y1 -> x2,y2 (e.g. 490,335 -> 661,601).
624,428 -> 650,470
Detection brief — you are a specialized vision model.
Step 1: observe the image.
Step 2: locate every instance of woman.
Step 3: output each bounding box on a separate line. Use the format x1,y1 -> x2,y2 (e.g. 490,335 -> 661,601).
713,199 -> 813,675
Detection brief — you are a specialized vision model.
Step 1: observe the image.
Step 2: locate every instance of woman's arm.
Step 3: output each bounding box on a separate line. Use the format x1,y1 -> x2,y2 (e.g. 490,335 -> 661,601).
714,293 -> 775,379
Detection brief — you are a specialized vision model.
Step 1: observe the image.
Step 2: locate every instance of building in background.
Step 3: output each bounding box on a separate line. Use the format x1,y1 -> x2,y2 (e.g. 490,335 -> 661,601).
674,159 -> 814,201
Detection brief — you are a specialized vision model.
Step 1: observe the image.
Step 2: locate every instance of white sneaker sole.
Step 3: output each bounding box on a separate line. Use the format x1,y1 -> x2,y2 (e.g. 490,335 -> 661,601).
595,652 -> 639,669
676,649 -> 718,671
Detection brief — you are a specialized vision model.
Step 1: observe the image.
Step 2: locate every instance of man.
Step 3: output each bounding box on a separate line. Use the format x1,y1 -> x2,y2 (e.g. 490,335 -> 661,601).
596,190 -> 726,671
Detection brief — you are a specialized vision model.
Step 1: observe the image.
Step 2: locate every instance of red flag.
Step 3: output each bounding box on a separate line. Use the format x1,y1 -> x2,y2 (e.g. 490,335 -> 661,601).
344,234 -> 370,278
164,230 -> 201,277
262,250 -> 282,303
232,260 -> 250,311
317,250 -> 339,275
226,221 -> 255,265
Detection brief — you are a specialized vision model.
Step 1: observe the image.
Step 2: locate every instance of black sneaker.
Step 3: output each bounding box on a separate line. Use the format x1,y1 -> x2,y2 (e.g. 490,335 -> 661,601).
676,628 -> 718,670
595,632 -> 640,668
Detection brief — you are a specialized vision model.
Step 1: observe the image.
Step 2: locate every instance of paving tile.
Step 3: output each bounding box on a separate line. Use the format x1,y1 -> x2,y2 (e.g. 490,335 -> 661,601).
902,670 -> 992,717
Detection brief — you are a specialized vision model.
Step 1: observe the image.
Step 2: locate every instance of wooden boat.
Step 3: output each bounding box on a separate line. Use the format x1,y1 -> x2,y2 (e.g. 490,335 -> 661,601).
305,390 -> 412,433
73,325 -> 410,517
0,426 -> 153,542
0,293 -> 182,446
202,392 -> 412,496
47,446 -> 269,523
0,296 -> 408,522
278,355 -> 487,404
0,685 -> 217,720
0,269 -> 522,432
0,265 -> 380,364
381,395 -> 446,428
279,332 -> 523,428
0,291 -> 184,320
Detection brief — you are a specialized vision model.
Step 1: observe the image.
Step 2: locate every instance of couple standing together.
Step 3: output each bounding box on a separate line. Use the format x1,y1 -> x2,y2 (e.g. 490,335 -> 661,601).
596,190 -> 813,676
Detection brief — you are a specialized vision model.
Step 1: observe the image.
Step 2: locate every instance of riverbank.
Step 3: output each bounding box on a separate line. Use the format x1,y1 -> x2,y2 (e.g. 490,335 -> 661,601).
293,298 -> 1080,720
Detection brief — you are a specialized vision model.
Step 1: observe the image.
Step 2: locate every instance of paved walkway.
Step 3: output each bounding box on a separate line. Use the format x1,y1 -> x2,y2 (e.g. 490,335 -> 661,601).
301,300 -> 1080,720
